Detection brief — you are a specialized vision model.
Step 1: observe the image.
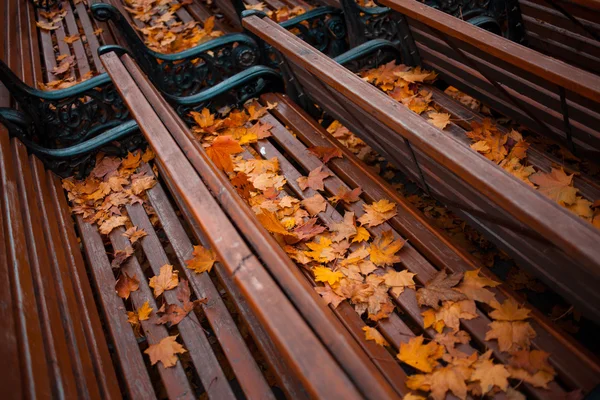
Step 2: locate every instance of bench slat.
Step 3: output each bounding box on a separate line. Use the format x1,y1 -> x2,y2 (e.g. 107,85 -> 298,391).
0,133 -> 53,399
75,1 -> 105,73
62,0 -> 91,78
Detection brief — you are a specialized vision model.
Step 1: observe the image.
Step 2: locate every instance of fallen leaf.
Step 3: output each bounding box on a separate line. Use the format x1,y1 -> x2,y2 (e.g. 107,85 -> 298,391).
292,218 -> 326,241
431,299 -> 478,331
137,301 -> 153,321
407,358 -> 474,400
63,34 -> 80,44
308,146 -> 343,164
357,199 -> 397,227
149,264 -> 179,298
313,266 -> 343,285
329,187 -> 362,205
416,270 -> 466,309
397,335 -> 444,373
256,210 -> 296,237
297,166 -> 332,191
301,194 -> 327,216
383,270 -> 416,296
131,174 -> 156,195
489,299 -> 531,321
206,135 -> 244,172
330,212 -> 357,242
247,122 -> 273,139
428,112 -> 451,130
352,226 -> 370,243
455,268 -> 500,304
52,55 -> 75,75
486,320 -> 536,352
111,246 -> 134,269
144,335 -> 186,368
529,168 -> 578,205
471,351 -> 510,394
115,272 -> 140,299
99,215 -> 128,235
185,245 -> 216,274
315,284 -> 345,308
369,230 -> 404,267
123,226 -> 148,244
362,326 -> 389,346
36,21 -> 59,31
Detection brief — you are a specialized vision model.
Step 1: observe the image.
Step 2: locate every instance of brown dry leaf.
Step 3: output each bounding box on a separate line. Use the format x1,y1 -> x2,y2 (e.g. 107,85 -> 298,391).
315,284 -> 345,308
383,269 -> 415,296
93,28 -> 103,35
508,367 -> 554,389
115,272 -> 139,299
455,268 -> 500,304
329,187 -> 362,205
416,270 -> 466,309
292,218 -> 326,241
357,199 -> 397,227
330,212 -> 357,242
488,298 -> 531,321
99,215 -> 128,235
247,122 -> 273,139
52,55 -> 75,75
369,230 -> 404,267
111,246 -> 134,269
36,20 -> 59,31
529,167 -> 578,205
190,108 -> 215,128
486,321 -> 536,352
206,135 -> 244,172
313,266 -> 343,285
63,34 -> 80,44
123,226 -> 147,244
397,335 -> 444,373
471,350 -> 510,394
185,245 -> 216,274
509,349 -> 556,375
121,151 -> 142,169
156,281 -> 206,327
301,194 -> 327,216
149,264 -> 179,298
131,174 -> 157,195
297,166 -> 332,191
144,335 -> 186,368
308,146 -> 343,164
407,356 -> 475,400
428,112 -> 451,130
362,326 -> 389,347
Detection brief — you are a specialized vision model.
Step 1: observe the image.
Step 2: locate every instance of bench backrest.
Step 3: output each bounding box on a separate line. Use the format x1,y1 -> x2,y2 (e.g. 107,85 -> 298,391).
242,14 -> 600,322
518,0 -> 600,72
342,0 -> 600,156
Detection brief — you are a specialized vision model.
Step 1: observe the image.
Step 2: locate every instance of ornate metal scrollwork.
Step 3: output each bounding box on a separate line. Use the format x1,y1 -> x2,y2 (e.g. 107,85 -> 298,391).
30,0 -> 60,10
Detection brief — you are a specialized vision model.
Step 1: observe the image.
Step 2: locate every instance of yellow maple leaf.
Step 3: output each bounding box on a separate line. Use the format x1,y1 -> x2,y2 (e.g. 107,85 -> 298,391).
489,299 -> 531,321
137,301 -> 153,321
185,245 -> 216,274
330,211 -> 357,242
486,321 -> 536,352
191,108 -> 215,128
432,299 -> 478,331
352,226 -> 370,243
144,335 -> 187,368
358,199 -> 397,227
362,326 -> 389,347
422,308 -> 445,333
471,350 -> 510,394
149,264 -> 179,298
313,266 -> 343,285
369,230 -> 404,267
397,335 -> 444,373
305,237 -> 336,263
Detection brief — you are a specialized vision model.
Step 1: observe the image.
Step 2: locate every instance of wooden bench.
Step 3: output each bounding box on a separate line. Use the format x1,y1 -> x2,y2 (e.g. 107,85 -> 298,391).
100,49 -> 409,399
0,0 -> 134,152
0,123 -> 121,399
242,15 -> 600,324
339,0 -> 600,158
516,0 -> 600,72
91,0 -> 346,97
99,46 -> 600,398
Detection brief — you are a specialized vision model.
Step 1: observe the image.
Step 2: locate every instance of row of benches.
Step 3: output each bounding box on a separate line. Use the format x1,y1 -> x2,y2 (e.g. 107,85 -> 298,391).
1,0 -> 600,398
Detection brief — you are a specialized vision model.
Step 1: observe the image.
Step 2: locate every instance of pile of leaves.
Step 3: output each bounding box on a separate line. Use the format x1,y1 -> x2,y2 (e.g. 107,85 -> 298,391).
244,1 -> 307,22
187,100 -> 566,398
35,6 -> 103,90
360,61 -> 600,228
123,0 -> 223,53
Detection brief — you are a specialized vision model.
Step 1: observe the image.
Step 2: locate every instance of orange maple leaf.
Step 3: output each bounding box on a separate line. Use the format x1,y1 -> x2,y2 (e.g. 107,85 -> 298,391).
206,135 -> 244,172
144,335 -> 187,368
149,264 -> 179,298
